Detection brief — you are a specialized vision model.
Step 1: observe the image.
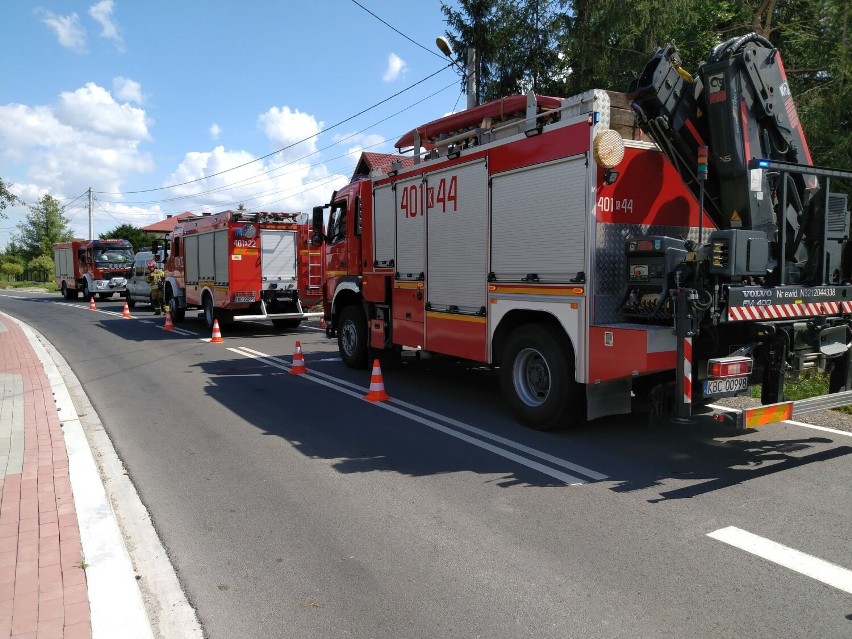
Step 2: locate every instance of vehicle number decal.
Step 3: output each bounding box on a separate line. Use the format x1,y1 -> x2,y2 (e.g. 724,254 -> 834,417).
234,239 -> 257,248
597,197 -> 634,214
399,176 -> 459,219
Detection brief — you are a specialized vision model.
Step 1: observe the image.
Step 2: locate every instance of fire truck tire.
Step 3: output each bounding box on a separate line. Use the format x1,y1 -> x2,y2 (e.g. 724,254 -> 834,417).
501,323 -> 582,430
126,294 -> 136,310
203,294 -> 215,330
168,297 -> 185,322
82,281 -> 91,301
61,282 -> 78,300
338,305 -> 369,369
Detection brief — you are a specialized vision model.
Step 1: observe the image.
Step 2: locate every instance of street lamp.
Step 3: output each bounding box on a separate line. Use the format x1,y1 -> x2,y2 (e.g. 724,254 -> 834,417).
436,37 -> 476,110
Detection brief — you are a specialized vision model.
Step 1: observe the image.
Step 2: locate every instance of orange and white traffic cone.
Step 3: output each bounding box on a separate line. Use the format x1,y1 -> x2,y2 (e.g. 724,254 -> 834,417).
364,359 -> 390,402
88,297 -> 96,311
290,341 -> 307,375
210,319 -> 224,343
122,301 -> 132,318
163,306 -> 174,331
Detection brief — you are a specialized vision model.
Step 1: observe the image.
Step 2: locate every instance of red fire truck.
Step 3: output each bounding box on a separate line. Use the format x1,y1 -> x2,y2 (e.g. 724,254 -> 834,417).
53,238 -> 134,300
162,210 -> 323,329
312,34 -> 852,430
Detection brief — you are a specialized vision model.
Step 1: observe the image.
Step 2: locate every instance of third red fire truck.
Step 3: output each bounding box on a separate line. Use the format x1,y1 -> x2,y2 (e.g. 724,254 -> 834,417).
312,34 -> 852,430
162,210 -> 323,330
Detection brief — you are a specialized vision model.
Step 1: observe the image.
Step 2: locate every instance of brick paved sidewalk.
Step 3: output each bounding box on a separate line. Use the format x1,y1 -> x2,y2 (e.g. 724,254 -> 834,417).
1,315 -> 91,639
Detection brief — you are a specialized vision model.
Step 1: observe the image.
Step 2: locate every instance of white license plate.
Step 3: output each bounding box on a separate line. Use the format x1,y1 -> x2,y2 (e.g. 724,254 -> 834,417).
704,376 -> 749,396
233,295 -> 255,303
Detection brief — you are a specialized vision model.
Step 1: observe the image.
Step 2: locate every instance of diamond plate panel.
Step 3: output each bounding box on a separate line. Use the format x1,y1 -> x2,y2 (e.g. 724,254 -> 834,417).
594,223 -> 700,324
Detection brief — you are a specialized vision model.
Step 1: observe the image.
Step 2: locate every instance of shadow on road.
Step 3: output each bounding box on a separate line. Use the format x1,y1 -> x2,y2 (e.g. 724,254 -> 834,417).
186,350 -> 852,495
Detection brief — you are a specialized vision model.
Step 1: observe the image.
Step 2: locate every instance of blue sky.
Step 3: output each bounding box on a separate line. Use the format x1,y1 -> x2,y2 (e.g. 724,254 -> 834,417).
0,0 -> 464,245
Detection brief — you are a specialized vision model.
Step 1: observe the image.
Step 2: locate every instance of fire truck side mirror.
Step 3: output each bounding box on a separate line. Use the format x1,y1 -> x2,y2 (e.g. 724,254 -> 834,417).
311,206 -> 325,246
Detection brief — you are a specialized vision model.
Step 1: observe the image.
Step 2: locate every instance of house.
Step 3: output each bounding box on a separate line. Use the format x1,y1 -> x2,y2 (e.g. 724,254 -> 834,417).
142,212 -> 195,238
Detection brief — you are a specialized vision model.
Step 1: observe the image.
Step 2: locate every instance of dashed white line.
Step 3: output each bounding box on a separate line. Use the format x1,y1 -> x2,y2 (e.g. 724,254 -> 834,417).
708,526 -> 852,595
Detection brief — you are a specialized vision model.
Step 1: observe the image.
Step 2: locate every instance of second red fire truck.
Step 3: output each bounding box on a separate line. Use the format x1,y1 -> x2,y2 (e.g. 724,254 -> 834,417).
161,210 -> 323,329
312,34 -> 852,430
53,238 -> 134,300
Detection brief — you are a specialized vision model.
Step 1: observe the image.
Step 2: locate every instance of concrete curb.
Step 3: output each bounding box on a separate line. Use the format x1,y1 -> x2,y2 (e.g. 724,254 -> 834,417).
13,316 -> 203,639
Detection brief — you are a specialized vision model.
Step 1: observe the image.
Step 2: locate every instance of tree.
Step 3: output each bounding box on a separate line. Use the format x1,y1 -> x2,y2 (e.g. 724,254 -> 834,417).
441,0 -> 850,169
1,261 -> 24,282
0,177 -> 22,220
27,255 -> 55,282
442,0 -> 566,103
12,194 -> 73,262
100,223 -> 155,252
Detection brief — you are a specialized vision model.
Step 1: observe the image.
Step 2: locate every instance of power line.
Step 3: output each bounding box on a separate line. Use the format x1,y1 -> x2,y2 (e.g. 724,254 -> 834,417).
97,78 -> 459,208
95,63 -> 453,197
350,0 -> 446,60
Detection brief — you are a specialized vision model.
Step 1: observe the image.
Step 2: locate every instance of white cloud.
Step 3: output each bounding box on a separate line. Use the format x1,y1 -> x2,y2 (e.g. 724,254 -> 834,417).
257,106 -> 322,161
382,53 -> 407,82
113,77 -> 143,104
56,82 -> 151,141
162,143 -> 350,216
209,123 -> 221,140
37,9 -> 86,53
0,82 -> 155,238
88,0 -> 123,50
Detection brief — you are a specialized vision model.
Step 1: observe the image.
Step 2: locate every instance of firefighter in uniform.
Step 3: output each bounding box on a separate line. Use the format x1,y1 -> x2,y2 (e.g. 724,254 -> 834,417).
146,261 -> 166,315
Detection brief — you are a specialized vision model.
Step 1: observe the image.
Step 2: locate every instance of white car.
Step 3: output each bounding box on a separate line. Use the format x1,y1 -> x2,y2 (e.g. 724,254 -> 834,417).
125,251 -> 164,309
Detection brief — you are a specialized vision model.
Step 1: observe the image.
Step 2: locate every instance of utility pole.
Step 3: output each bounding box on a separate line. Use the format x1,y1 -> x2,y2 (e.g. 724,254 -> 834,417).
88,187 -> 93,240
467,47 -> 477,109
436,38 -> 478,111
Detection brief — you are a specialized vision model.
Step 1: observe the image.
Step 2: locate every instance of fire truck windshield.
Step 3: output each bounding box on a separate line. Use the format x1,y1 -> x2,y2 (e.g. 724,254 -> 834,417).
94,248 -> 133,264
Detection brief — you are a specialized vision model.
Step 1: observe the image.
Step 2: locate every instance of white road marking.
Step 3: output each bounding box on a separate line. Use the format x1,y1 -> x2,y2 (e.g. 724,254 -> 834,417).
229,345 -> 607,484
780,420 -> 852,438
708,526 -> 852,595
707,403 -> 852,438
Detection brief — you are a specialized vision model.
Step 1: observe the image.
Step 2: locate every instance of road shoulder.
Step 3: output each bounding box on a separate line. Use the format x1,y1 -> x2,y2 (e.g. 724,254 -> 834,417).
23,316 -> 203,639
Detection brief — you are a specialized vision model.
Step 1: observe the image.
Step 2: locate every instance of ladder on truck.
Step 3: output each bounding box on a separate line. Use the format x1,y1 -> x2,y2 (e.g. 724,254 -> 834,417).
307,247 -> 323,294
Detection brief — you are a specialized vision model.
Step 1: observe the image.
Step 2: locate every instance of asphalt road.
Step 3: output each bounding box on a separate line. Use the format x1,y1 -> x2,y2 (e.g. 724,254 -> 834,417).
2,289 -> 851,639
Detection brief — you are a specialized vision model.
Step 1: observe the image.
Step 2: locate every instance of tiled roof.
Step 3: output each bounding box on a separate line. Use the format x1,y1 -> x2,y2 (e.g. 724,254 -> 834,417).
142,212 -> 195,234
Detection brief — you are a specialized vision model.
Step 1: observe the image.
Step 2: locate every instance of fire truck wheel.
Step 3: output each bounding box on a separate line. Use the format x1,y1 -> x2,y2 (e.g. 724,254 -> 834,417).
168,297 -> 185,322
126,295 -> 136,310
203,294 -> 215,329
338,305 -> 369,369
501,323 -> 582,430
82,281 -> 91,300
62,282 -> 77,300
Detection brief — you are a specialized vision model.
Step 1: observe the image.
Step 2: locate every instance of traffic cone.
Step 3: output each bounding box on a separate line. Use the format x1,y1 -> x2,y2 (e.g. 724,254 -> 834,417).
290,341 -> 307,375
210,319 -> 224,343
364,359 -> 390,402
163,306 -> 174,331
122,301 -> 132,318
88,297 -> 96,311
